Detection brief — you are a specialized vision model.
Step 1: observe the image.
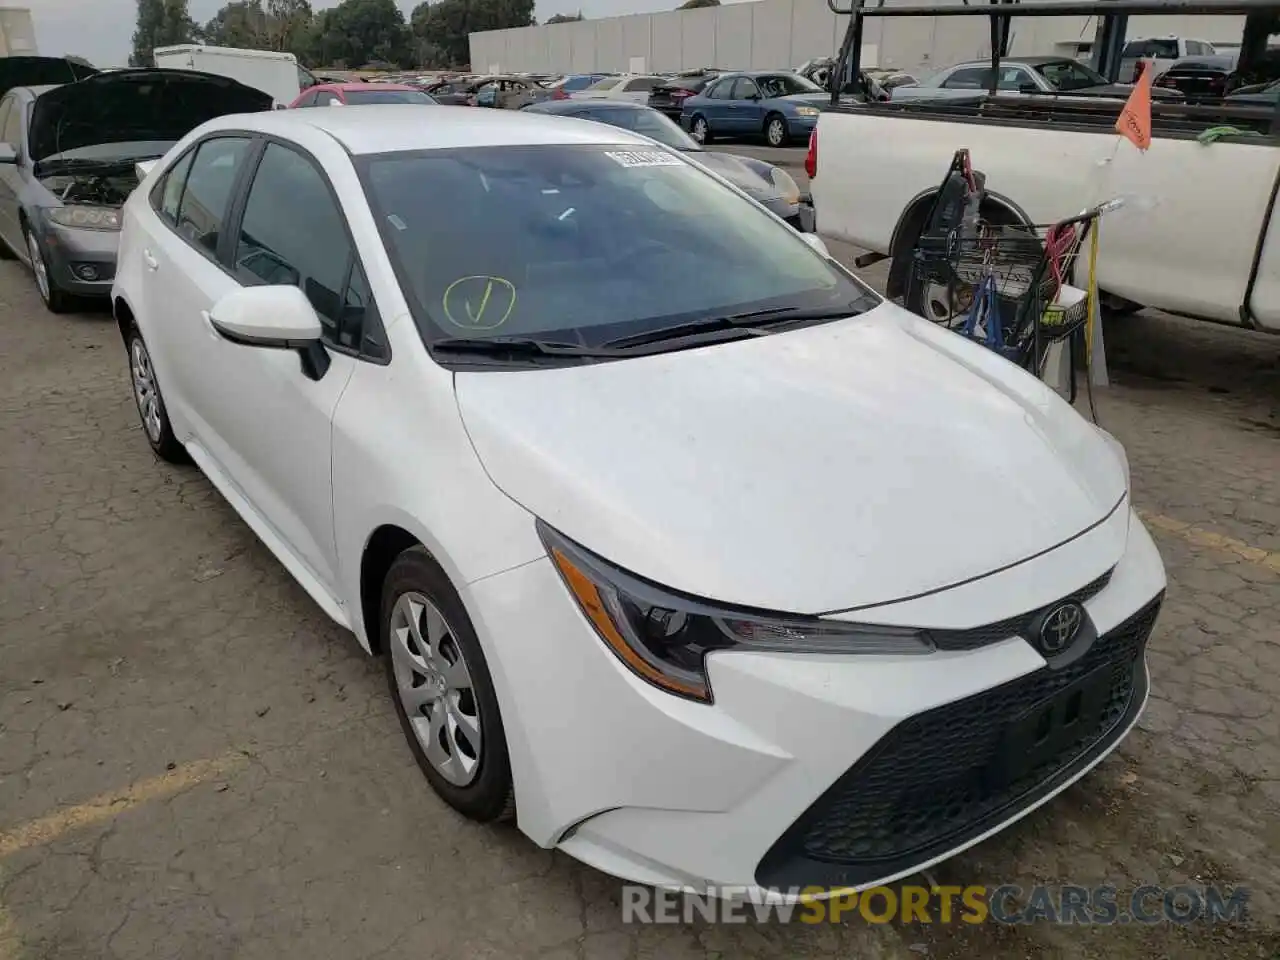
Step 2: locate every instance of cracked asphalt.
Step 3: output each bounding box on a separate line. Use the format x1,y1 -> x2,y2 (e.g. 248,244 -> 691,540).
1,237 -> 1278,960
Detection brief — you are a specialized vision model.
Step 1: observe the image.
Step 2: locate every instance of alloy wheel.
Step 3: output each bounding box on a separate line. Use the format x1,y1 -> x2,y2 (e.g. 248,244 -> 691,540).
25,229 -> 50,304
767,118 -> 787,147
691,117 -> 708,143
389,591 -> 483,787
130,337 -> 164,443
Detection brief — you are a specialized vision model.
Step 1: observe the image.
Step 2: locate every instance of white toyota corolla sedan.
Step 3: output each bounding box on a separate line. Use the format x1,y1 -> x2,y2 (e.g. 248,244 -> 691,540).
111,105 -> 1166,897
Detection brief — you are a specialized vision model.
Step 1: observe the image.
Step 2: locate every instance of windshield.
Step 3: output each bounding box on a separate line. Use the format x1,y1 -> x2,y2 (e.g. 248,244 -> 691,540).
1035,60 -> 1108,90
345,89 -> 436,105
360,144 -> 870,355
588,108 -> 699,151
756,73 -> 824,96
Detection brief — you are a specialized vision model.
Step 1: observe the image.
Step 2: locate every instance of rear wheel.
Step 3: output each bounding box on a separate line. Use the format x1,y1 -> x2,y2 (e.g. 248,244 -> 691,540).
690,114 -> 711,144
765,114 -> 789,147
382,547 -> 515,823
127,327 -> 189,463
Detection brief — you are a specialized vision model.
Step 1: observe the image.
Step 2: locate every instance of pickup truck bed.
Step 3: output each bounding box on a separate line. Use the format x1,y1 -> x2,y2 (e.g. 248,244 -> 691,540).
810,95 -> 1280,332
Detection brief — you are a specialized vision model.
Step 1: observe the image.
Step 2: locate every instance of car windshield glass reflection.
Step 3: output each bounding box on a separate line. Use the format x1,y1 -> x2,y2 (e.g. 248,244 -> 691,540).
360,143 -> 872,355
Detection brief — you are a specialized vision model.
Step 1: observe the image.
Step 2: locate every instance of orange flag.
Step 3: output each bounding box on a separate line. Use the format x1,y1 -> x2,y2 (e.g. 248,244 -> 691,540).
1116,61 -> 1153,151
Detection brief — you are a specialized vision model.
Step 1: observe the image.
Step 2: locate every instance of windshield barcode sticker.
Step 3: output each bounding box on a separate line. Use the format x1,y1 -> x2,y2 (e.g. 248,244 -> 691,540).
604,150 -> 682,168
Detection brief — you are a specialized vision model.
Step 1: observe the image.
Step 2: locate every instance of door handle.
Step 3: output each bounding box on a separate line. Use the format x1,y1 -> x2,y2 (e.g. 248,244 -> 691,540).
142,249 -> 159,271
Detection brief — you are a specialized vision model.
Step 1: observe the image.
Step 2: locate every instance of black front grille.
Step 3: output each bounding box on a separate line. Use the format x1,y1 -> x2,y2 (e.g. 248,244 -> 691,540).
755,594 -> 1162,891
929,568 -> 1113,651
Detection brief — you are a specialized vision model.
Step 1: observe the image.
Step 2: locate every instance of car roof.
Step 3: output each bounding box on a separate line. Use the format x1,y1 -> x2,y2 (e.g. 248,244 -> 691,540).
207,104 -> 654,155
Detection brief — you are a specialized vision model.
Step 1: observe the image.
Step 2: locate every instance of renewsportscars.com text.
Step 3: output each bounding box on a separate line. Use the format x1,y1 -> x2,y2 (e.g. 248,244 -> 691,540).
622,884 -> 1250,926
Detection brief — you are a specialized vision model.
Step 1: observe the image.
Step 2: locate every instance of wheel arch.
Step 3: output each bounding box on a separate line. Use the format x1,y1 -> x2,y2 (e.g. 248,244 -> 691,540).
113,294 -> 136,345
359,523 -> 425,656
885,188 -> 1032,301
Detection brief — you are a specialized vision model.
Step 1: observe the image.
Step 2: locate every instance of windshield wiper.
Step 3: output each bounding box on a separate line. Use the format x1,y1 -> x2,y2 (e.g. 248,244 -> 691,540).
431,336 -> 622,360
602,305 -> 863,351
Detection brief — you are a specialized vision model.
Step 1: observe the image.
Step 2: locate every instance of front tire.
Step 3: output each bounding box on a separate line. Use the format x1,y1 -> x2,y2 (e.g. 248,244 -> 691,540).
127,327 -> 189,463
24,223 -> 69,313
765,114 -> 789,147
690,114 -> 711,144
382,546 -> 515,823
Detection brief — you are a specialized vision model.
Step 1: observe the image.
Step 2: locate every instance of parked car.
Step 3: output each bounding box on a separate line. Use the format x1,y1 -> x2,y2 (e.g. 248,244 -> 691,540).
423,76 -> 492,105
1226,78 -> 1280,106
1152,55 -> 1239,102
522,100 -> 815,231
891,57 -> 1184,103
472,76 -> 546,109
1119,35 -> 1219,82
680,71 -> 829,146
541,73 -> 614,101
569,74 -> 666,103
290,83 -> 438,107
0,60 -> 271,312
112,103 -> 1163,898
647,70 -> 721,119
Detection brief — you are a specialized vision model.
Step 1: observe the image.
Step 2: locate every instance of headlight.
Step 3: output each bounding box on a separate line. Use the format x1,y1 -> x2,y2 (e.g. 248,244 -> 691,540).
794,106 -> 821,117
539,522 -> 934,703
47,206 -> 121,231
769,166 -> 802,206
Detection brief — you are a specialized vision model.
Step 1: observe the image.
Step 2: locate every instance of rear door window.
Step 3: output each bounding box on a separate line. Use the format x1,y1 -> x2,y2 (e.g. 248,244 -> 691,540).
2,97 -> 22,149
174,137 -> 253,256
624,77 -> 659,92
152,147 -> 197,224
705,79 -> 734,99
942,67 -> 991,89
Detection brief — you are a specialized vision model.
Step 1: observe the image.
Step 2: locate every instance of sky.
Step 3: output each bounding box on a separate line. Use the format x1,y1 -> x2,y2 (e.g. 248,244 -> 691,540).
26,0 -> 702,68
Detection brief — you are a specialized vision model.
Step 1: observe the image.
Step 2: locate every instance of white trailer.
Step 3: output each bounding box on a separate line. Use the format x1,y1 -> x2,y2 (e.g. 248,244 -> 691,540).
152,44 -> 313,107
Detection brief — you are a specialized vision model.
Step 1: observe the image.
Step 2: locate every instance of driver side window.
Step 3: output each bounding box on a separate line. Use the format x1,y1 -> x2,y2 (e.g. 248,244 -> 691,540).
232,142 -> 385,358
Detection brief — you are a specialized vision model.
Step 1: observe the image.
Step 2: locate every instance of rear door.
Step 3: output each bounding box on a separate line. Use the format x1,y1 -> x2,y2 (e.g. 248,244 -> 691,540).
620,76 -> 660,104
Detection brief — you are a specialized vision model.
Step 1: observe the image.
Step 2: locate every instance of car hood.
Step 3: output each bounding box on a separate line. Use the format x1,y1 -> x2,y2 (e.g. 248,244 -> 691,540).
1071,82 -> 1183,100
30,68 -> 273,163
0,56 -> 97,99
688,151 -> 786,198
777,93 -> 828,107
455,302 -> 1128,615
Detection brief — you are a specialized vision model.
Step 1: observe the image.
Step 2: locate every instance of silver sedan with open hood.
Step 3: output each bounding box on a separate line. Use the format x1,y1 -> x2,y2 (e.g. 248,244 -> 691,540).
0,59 -> 272,312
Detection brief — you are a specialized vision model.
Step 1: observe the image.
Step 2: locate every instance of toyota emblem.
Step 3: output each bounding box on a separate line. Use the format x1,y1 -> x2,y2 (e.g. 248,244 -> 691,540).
1039,602 -> 1085,655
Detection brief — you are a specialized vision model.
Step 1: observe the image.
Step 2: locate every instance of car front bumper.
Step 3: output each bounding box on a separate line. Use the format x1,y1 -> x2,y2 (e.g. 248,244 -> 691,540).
38,220 -> 119,297
467,506 -> 1166,897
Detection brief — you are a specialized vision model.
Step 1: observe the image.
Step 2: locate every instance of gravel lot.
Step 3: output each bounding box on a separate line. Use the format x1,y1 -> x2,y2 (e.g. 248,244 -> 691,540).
1,220 -> 1278,959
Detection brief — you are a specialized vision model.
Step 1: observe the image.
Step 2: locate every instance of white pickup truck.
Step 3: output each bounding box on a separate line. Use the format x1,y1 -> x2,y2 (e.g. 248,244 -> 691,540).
808,95 -> 1280,333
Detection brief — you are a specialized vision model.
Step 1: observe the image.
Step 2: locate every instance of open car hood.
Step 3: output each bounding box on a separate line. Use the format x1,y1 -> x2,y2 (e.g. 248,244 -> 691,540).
0,56 -> 97,99
30,68 -> 273,163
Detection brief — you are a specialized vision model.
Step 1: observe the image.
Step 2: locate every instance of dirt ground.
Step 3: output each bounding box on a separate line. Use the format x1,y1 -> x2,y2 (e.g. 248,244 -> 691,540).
1,231 -> 1278,960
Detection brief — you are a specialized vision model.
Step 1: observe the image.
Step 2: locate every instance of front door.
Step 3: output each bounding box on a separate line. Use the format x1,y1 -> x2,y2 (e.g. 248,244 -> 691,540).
728,77 -> 764,134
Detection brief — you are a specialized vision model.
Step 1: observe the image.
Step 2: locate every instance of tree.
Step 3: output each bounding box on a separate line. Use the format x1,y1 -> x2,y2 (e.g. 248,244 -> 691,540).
312,0 -> 413,68
411,0 -> 535,69
678,0 -> 719,8
545,12 -> 584,23
131,0 -> 199,66
201,0 -> 269,49
264,0 -> 315,54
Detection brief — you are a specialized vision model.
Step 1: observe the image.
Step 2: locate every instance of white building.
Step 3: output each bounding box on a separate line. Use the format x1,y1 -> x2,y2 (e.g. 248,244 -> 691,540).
469,0 -> 1244,78
0,6 -> 37,56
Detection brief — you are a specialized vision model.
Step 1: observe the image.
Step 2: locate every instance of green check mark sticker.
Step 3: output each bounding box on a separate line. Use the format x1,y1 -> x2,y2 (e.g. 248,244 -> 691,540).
442,275 -> 517,330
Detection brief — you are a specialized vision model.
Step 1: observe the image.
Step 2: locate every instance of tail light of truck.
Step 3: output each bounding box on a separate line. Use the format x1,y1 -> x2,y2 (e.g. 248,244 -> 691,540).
804,129 -> 817,180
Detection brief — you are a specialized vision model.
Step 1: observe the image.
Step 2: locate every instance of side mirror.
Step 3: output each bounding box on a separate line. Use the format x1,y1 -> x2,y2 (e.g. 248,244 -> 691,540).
745,93 -> 761,101
208,284 -> 331,379
0,143 -> 17,165
800,233 -> 830,257
274,103 -> 289,110
1018,82 -> 1040,94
